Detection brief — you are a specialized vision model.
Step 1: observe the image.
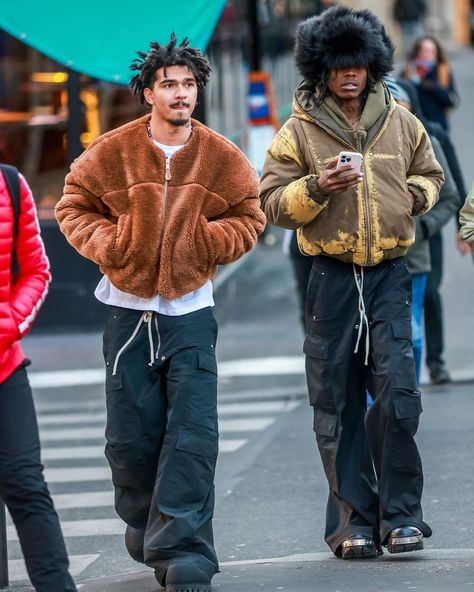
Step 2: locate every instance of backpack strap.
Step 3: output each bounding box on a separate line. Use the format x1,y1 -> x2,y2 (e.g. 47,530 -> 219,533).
0,164 -> 21,275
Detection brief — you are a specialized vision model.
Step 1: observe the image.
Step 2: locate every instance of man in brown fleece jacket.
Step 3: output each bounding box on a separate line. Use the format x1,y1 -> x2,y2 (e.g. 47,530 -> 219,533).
56,35 -> 265,592
260,7 -> 443,562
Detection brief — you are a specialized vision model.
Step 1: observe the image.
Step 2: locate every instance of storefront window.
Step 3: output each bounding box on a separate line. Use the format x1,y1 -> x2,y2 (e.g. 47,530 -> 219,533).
0,31 -> 146,218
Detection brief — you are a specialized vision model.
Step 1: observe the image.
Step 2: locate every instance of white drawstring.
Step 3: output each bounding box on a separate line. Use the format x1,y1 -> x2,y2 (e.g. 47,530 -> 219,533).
146,312 -> 154,366
353,265 -> 370,365
112,311 -> 154,375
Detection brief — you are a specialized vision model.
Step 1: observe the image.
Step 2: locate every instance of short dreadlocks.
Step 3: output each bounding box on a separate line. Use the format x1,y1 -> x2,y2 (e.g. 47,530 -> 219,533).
129,34 -> 211,105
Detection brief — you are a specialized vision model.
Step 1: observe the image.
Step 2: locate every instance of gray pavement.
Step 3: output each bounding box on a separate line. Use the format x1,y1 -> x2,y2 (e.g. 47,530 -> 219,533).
8,47 -> 474,592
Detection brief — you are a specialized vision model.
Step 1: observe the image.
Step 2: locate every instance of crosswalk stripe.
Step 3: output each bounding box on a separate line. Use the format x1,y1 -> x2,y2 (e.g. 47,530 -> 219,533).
44,467 -> 111,483
219,439 -> 247,452
52,491 -> 114,510
39,413 -> 106,425
221,401 -> 300,415
42,446 -> 105,460
37,401 -> 301,427
42,439 -> 248,461
8,519 -> 124,541
39,418 -> 275,442
29,356 -> 306,389
7,554 -> 99,581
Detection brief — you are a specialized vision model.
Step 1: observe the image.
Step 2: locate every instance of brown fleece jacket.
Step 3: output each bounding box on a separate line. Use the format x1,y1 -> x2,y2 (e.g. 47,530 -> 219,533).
56,116 -> 265,299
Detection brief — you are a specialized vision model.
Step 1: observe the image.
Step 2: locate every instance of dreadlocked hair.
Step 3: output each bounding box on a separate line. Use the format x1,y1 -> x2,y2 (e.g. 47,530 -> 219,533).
129,34 -> 211,104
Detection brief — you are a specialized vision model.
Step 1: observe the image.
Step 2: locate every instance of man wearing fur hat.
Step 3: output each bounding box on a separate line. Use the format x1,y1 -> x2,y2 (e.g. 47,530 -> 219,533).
261,7 -> 443,560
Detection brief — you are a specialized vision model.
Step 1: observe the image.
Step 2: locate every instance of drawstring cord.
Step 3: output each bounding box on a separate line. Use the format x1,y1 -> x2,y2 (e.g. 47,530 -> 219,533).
112,311 -> 154,375
353,265 -> 370,365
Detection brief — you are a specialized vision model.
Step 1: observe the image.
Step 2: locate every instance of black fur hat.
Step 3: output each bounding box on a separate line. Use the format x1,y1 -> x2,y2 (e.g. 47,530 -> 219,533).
295,6 -> 394,85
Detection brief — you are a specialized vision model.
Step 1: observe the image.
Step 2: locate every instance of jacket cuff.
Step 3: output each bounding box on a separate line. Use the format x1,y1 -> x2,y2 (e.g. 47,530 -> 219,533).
408,184 -> 427,215
306,175 -> 331,205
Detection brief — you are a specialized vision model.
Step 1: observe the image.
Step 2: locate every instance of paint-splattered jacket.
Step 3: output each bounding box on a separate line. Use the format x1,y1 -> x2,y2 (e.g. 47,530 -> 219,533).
260,81 -> 444,267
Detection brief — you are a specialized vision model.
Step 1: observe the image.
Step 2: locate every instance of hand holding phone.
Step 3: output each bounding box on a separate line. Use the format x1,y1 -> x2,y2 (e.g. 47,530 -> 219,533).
335,151 -> 363,178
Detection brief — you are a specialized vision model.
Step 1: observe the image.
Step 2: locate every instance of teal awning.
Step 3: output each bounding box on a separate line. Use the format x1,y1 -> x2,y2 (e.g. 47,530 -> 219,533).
0,0 -> 227,83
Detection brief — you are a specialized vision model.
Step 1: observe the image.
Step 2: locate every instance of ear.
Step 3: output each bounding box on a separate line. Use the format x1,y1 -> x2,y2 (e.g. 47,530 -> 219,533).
143,87 -> 153,105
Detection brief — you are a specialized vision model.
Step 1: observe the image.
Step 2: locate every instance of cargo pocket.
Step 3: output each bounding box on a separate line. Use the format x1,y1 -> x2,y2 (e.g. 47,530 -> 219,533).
105,371 -> 141,444
198,351 -> 218,376
391,320 -> 412,342
391,391 -> 423,471
105,442 -> 156,491
304,334 -> 337,408
314,408 -> 338,438
158,428 -> 218,511
390,320 -> 416,387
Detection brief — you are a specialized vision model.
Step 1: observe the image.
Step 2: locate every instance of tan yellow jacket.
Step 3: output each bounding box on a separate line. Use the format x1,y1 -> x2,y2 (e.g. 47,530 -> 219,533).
459,183 -> 474,247
260,82 -> 444,267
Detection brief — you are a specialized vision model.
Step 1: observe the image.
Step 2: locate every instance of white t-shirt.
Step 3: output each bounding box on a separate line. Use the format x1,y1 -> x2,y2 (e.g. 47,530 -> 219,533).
94,140 -> 214,315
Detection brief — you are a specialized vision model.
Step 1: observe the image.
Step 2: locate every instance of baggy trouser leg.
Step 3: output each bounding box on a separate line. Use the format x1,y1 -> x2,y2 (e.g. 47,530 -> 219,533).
144,343 -> 219,583
304,327 -> 379,552
0,367 -> 76,592
102,307 -> 166,529
366,262 -> 431,544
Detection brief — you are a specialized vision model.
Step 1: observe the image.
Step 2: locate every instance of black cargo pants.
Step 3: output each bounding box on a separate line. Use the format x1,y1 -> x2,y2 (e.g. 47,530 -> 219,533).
304,256 -> 432,555
102,306 -> 219,579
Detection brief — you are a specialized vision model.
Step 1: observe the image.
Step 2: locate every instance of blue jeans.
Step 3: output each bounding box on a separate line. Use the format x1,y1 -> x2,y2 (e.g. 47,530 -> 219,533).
411,273 -> 428,384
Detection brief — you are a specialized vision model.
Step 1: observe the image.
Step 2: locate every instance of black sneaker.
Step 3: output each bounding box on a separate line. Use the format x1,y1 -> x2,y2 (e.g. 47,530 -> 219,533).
386,526 -> 423,554
165,559 -> 212,592
341,535 -> 381,559
430,365 -> 451,385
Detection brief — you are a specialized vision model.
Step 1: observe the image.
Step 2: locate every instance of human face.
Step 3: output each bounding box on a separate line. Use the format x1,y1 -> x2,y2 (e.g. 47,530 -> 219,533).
416,39 -> 437,64
327,67 -> 368,102
143,65 -> 198,126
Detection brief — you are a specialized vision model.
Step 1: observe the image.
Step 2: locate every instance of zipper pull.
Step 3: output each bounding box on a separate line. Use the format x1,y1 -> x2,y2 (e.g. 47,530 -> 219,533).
165,157 -> 171,181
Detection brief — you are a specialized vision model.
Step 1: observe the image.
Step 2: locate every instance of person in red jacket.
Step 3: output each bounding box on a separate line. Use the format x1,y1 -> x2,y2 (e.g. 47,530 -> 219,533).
0,166 -> 76,592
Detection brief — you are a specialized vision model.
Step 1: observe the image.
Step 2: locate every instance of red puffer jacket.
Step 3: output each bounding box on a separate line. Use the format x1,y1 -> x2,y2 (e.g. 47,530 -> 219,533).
0,170 -> 51,384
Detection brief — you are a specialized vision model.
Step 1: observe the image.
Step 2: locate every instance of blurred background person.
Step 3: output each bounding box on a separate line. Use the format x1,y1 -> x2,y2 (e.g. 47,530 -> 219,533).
402,36 -> 459,132
397,74 -> 465,383
384,78 -> 461,384
393,0 -> 426,57
460,183 -> 474,254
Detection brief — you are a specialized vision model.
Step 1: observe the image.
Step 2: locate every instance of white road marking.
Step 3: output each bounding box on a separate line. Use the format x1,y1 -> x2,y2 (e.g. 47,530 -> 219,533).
29,356 -> 306,389
219,439 -> 247,452
37,401 -> 301,427
39,418 -> 274,442
8,519 -> 124,540
7,554 -> 99,581
52,490 -> 114,510
42,446 -> 105,460
44,466 -> 111,483
41,440 -> 248,460
218,400 -> 301,415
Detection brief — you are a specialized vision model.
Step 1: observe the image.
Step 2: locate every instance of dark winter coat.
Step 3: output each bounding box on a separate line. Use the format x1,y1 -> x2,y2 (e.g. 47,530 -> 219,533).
393,0 -> 426,23
406,136 -> 460,274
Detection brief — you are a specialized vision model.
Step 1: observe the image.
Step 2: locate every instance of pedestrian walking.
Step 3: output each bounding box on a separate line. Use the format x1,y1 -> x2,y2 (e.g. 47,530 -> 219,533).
393,0 -> 426,57
385,78 -> 461,384
260,6 -> 444,560
0,164 -> 77,592
460,184 -> 474,251
55,35 -> 265,592
402,35 -> 459,132
397,76 -> 467,382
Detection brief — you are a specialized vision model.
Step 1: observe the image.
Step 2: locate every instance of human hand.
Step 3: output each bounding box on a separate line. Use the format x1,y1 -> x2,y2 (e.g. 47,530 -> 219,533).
315,159 -> 363,196
456,232 -> 472,256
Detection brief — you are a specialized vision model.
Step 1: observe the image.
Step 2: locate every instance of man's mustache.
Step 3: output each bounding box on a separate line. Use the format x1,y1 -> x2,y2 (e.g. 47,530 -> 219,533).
170,101 -> 190,108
